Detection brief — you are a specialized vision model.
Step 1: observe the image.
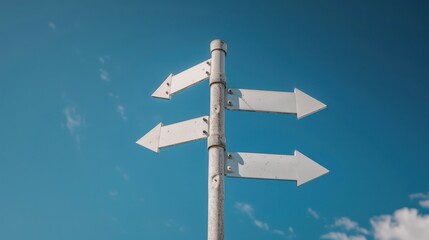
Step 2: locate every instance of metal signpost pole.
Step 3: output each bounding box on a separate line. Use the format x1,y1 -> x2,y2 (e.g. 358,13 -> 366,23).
137,39 -> 329,240
207,40 -> 227,240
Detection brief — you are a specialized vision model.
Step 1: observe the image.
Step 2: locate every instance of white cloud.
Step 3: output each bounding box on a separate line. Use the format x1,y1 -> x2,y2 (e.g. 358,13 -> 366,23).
99,68 -> 110,81
409,192 -> 429,199
234,202 -> 276,233
109,191 -> 118,198
48,22 -> 56,30
63,106 -> 83,143
308,208 -> 319,219
165,219 -> 185,232
115,166 -> 129,181
409,191 -> 429,209
116,104 -> 127,120
254,219 -> 269,231
371,208 -> 429,240
273,229 -> 285,235
235,202 -> 253,215
321,232 -> 367,240
99,56 -> 110,64
332,217 -> 369,235
419,200 -> 429,208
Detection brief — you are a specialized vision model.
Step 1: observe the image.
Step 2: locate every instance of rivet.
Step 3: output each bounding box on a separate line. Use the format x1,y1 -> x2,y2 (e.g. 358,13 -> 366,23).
166,82 -> 170,86
227,100 -> 232,106
205,71 -> 210,75
203,130 -> 208,134
228,89 -> 233,94
206,61 -> 211,65
165,91 -> 169,94
227,153 -> 232,159
227,166 -> 232,172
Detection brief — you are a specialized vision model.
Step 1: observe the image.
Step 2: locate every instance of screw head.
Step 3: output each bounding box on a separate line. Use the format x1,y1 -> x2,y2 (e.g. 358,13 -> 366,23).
227,166 -> 233,172
227,100 -> 232,106
227,89 -> 233,94
227,153 -> 232,159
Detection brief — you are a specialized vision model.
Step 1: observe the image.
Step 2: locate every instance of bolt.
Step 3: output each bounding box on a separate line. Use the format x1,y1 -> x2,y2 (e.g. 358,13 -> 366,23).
203,130 -> 208,134
227,153 -> 232,159
206,61 -> 211,65
227,100 -> 232,106
166,82 -> 170,86
205,71 -> 210,75
227,89 -> 233,94
203,118 -> 208,122
227,166 -> 232,172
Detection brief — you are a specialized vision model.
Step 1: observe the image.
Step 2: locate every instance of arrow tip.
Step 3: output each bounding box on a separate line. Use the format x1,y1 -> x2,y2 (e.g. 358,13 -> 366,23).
295,150 -> 329,186
152,74 -> 173,100
294,88 -> 327,119
136,123 -> 162,153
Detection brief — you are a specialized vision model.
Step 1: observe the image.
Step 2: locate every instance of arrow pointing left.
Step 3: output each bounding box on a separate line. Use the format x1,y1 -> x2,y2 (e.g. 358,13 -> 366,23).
136,116 -> 209,153
152,60 -> 211,100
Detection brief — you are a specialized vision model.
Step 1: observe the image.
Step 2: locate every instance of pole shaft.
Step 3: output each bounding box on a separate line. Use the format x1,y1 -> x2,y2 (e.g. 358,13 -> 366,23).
208,40 -> 227,240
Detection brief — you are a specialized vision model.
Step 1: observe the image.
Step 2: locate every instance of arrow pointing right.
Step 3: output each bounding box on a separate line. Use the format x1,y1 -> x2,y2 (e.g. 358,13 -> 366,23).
225,151 -> 329,186
226,88 -> 326,119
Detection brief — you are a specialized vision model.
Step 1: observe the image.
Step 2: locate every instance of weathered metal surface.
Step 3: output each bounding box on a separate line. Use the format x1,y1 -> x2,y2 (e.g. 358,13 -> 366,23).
226,88 -> 326,119
225,151 -> 329,186
136,116 -> 209,153
152,60 -> 211,99
208,39 -> 227,240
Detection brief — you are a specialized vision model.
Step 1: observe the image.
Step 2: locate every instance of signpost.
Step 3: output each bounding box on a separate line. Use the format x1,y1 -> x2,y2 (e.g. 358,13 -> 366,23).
136,40 -> 329,240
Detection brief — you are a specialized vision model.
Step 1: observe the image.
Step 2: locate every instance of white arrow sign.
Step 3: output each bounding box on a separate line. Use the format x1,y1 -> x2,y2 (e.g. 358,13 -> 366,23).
225,151 -> 329,186
152,60 -> 211,100
226,88 -> 326,119
136,116 -> 209,153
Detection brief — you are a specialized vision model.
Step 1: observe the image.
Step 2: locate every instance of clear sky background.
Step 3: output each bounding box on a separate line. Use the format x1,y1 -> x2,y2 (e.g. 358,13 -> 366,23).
1,1 -> 428,240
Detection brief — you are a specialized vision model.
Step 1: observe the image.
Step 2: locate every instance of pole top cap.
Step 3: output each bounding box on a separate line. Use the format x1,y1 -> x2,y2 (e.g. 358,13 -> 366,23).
210,39 -> 227,54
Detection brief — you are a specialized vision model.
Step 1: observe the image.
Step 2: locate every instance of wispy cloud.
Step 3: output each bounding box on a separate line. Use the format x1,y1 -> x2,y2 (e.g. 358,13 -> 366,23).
235,202 -> 293,237
48,21 -> 56,30
63,105 -> 83,143
115,166 -> 129,181
99,68 -> 110,81
332,217 -> 369,235
308,208 -> 319,219
235,202 -> 270,231
109,191 -> 118,199
165,219 -> 186,233
99,56 -> 110,64
410,191 -> 429,209
321,232 -> 367,240
116,104 -> 127,121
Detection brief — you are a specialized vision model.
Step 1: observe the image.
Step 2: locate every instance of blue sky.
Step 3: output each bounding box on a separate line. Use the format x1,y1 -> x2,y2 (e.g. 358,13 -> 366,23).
1,0 -> 428,239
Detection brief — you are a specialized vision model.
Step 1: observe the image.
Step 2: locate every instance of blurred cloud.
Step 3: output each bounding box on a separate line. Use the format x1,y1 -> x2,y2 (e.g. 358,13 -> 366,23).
63,105 -> 83,143
321,232 -> 367,240
99,68 -> 110,81
308,208 -> 319,219
48,21 -> 56,30
410,191 -> 429,209
116,104 -> 127,121
332,217 -> 369,235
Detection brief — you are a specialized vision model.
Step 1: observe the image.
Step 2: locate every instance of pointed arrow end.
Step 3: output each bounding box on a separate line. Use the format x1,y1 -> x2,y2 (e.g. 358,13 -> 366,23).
151,74 -> 173,100
295,150 -> 329,186
136,123 -> 162,153
295,88 -> 327,119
